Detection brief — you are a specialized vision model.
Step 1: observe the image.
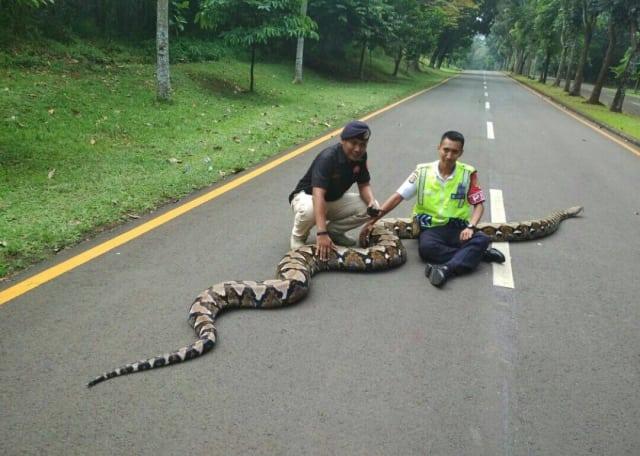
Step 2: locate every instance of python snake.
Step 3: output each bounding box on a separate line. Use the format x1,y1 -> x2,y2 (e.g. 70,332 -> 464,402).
88,205 -> 583,387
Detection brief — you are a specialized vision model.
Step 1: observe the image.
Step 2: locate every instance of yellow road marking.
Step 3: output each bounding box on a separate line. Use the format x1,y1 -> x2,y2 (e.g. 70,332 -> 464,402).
509,76 -> 640,157
0,75 -> 456,306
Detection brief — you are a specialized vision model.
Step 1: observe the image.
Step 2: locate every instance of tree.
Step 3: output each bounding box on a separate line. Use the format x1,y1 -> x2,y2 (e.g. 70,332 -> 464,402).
197,0 -> 318,92
533,0 -> 561,83
292,0 -> 309,84
569,0 -> 601,96
429,0 -> 482,69
609,1 -> 640,112
586,10 -> 617,104
157,0 -> 172,101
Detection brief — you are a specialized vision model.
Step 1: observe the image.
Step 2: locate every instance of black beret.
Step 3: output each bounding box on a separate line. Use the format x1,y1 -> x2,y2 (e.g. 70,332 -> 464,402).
340,120 -> 371,140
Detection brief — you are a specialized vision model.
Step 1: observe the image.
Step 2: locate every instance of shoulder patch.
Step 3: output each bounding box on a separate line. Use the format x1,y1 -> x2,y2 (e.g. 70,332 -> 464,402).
408,171 -> 418,184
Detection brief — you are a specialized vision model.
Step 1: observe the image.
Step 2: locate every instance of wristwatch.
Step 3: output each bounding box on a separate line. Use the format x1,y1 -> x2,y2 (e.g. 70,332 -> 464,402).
466,223 -> 476,229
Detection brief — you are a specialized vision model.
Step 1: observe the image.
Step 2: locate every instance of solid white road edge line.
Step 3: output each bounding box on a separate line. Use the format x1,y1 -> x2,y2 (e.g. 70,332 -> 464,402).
489,189 -> 514,289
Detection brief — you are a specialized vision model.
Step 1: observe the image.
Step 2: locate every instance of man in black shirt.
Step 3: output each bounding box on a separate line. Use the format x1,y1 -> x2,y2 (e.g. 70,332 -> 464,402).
289,120 -> 379,259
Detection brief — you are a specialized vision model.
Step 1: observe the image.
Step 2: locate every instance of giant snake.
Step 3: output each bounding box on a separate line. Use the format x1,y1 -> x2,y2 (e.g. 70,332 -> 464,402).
88,206 -> 583,387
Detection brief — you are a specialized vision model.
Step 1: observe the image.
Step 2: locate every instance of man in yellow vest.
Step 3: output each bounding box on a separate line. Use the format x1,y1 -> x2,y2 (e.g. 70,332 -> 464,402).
361,131 -> 504,287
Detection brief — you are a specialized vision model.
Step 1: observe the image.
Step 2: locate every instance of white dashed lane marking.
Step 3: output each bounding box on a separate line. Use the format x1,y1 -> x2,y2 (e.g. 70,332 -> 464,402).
489,189 -> 514,289
487,121 -> 495,139
485,101 -> 490,110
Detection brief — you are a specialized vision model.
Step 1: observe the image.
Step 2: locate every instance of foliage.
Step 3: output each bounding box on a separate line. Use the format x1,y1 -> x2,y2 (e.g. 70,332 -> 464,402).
196,0 -> 318,47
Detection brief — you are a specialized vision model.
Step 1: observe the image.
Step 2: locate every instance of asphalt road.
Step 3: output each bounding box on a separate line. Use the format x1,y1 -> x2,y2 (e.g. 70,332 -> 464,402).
1,71 -> 639,456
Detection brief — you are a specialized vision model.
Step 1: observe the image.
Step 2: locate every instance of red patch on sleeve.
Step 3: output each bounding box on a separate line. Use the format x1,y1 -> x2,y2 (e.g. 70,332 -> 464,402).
467,172 -> 485,204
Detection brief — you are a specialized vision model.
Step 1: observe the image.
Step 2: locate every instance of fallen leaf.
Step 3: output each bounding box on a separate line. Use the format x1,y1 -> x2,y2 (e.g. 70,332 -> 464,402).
127,213 -> 140,219
47,169 -> 56,179
167,157 -> 182,164
90,138 -> 96,145
48,108 -> 55,115
322,122 -> 331,127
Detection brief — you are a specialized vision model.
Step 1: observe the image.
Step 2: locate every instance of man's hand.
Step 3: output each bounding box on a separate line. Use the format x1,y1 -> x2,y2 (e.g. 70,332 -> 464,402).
359,222 -> 375,247
315,234 -> 335,261
366,205 -> 381,217
459,227 -> 474,242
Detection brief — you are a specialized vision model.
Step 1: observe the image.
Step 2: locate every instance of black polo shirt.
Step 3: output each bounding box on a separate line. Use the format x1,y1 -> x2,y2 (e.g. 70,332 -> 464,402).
289,143 -> 371,203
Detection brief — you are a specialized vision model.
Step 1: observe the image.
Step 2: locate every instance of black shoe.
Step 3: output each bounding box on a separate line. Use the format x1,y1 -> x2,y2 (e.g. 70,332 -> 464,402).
425,263 -> 434,278
428,265 -> 449,287
482,247 -> 505,263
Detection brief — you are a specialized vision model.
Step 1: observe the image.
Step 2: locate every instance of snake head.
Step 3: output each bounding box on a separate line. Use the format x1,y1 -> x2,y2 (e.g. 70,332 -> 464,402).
565,206 -> 584,217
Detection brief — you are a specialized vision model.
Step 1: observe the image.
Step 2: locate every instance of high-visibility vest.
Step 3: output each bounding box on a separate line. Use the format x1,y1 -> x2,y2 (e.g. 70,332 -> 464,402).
412,160 -> 476,228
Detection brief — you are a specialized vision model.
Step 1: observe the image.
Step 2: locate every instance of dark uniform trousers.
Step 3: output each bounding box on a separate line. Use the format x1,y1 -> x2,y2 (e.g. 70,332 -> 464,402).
418,221 -> 491,274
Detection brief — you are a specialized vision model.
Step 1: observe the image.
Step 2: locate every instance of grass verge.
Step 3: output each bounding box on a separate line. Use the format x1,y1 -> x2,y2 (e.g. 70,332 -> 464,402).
0,51 -> 455,279
512,75 -> 640,144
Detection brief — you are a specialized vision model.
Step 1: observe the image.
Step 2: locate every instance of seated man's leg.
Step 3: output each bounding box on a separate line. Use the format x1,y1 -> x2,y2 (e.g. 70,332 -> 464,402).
325,193 -> 372,246
418,226 -> 460,264
290,192 -> 315,249
447,231 -> 491,274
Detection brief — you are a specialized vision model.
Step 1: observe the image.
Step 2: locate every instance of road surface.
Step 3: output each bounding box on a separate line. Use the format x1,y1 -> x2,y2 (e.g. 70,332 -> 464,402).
1,71 -> 639,455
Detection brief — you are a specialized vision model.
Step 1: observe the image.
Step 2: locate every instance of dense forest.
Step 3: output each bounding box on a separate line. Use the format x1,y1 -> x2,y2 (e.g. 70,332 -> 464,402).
480,0 -> 640,111
3,1 -> 637,110
0,0 -> 493,79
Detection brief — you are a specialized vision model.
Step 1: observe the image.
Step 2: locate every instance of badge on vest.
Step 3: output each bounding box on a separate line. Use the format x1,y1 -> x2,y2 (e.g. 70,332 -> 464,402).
451,184 -> 467,208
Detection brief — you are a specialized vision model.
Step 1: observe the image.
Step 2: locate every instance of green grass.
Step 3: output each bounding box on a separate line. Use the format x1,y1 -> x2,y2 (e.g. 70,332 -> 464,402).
513,75 -> 640,142
0,50 -> 454,279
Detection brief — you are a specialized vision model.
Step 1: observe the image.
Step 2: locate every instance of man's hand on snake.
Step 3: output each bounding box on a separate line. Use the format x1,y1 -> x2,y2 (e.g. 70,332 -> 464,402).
316,234 -> 335,261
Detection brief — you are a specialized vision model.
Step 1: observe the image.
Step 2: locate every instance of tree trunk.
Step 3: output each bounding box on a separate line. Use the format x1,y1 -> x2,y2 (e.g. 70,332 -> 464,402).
509,49 -> 518,72
292,0 -> 308,84
570,5 -> 598,96
513,49 -> 522,73
156,0 -> 171,101
544,48 -> 552,82
553,44 -> 568,87
517,51 -> 528,75
527,55 -> 537,78
564,40 -> 578,92
610,21 -> 640,112
539,47 -> 551,84
250,45 -> 256,92
430,46 -> 440,68
358,41 -> 367,80
392,49 -> 403,77
587,16 -> 616,104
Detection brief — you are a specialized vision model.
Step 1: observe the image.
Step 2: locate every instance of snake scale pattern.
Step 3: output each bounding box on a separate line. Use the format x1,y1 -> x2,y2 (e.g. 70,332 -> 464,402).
88,205 -> 583,387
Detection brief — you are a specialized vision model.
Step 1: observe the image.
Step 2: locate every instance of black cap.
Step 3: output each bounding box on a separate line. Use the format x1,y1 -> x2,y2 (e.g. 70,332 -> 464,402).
340,120 -> 371,140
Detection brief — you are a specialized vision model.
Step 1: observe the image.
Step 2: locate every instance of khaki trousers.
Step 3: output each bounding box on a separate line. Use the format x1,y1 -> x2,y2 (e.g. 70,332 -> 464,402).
290,192 -> 372,240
